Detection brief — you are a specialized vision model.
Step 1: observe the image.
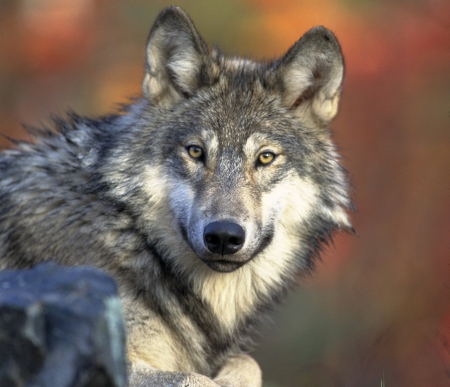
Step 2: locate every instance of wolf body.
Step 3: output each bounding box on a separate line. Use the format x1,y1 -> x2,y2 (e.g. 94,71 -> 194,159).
0,6 -> 351,387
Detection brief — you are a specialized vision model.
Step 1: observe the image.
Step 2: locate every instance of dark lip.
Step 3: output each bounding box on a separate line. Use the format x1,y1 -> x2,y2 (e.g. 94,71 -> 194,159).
201,258 -> 249,273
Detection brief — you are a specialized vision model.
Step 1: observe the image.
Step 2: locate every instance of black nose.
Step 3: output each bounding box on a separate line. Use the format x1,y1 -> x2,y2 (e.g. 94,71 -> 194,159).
203,221 -> 245,256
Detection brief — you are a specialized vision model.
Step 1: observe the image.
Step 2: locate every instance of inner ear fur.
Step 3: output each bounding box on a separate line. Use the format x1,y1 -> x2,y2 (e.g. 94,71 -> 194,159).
142,6 -> 216,107
277,26 -> 345,124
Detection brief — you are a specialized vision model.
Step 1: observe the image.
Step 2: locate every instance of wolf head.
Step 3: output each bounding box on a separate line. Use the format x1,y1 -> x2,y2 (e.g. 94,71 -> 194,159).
104,7 -> 351,276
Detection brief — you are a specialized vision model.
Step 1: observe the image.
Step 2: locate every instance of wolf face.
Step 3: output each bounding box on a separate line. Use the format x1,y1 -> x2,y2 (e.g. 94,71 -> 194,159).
131,7 -> 352,274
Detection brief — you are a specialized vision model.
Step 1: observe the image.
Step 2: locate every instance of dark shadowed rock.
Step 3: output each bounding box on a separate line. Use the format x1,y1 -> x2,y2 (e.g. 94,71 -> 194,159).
0,262 -> 127,387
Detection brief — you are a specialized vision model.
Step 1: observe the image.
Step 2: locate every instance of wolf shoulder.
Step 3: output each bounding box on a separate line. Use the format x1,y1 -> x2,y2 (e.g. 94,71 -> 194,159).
0,114 -> 141,271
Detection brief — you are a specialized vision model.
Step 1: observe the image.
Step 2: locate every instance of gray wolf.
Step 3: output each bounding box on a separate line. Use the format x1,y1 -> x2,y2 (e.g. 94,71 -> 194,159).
0,6 -> 352,387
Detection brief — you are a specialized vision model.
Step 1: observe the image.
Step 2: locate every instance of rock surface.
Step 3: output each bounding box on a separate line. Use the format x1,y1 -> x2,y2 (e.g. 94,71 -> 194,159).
0,262 -> 127,387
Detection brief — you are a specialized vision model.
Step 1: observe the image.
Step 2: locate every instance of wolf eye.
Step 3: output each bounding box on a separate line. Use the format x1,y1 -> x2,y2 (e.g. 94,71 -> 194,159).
258,152 -> 276,166
187,145 -> 204,160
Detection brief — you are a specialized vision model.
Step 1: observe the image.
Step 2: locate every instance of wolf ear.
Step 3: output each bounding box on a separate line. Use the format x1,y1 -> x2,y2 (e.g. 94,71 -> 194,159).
142,6 -> 214,106
277,26 -> 344,124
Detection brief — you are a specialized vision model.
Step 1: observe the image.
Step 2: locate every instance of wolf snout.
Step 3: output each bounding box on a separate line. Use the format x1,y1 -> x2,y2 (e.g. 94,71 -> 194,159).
203,221 -> 245,256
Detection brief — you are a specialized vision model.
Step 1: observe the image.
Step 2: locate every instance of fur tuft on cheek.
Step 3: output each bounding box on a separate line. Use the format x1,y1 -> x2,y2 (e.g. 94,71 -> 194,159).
261,172 -> 319,229
246,174 -> 320,290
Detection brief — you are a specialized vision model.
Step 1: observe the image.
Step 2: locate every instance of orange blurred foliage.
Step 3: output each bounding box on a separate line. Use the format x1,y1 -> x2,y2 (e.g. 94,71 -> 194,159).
250,0 -> 450,78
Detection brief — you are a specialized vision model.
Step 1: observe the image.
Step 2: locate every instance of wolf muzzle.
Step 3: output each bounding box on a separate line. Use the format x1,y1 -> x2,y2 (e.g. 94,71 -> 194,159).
201,221 -> 250,272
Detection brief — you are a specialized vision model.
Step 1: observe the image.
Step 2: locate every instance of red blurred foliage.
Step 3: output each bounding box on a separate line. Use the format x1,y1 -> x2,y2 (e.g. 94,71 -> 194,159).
18,0 -> 99,73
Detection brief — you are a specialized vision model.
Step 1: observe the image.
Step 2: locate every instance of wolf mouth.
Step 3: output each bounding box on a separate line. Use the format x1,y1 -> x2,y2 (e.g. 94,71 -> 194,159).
202,230 -> 273,273
202,259 -> 248,273
178,222 -> 274,272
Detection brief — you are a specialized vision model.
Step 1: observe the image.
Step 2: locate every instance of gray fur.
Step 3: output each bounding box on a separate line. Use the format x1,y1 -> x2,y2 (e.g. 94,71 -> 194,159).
0,6 -> 352,387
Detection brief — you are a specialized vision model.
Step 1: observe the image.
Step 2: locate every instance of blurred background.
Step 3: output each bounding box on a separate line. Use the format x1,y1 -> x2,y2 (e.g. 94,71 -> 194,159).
0,0 -> 449,386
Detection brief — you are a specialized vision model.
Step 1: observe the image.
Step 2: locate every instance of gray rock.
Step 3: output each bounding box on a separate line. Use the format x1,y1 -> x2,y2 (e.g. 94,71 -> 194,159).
0,262 -> 127,387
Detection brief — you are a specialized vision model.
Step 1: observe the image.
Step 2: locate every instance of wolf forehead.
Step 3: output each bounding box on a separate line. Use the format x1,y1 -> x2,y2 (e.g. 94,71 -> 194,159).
150,59 -> 324,145
161,78 -> 304,145
140,5 -> 345,155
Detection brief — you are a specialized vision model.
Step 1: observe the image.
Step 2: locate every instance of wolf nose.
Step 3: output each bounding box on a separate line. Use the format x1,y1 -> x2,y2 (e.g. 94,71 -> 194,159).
203,221 -> 245,256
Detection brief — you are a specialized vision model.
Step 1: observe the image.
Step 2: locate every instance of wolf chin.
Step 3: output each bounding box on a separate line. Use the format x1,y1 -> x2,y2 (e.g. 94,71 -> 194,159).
0,6 -> 352,387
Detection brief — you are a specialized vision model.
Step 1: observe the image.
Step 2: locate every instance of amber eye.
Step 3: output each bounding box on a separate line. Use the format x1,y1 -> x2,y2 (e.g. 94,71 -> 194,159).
187,145 -> 203,160
258,151 -> 275,165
